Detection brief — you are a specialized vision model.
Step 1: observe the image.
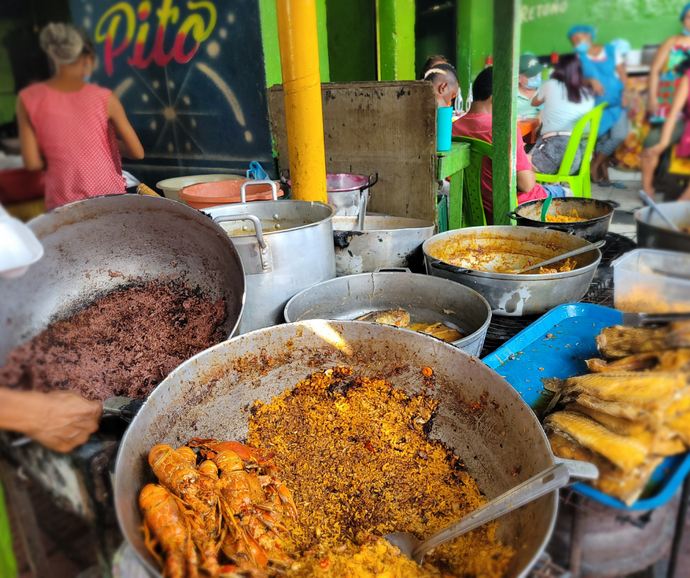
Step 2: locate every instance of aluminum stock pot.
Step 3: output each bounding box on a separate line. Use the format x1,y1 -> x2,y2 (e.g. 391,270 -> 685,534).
204,181 -> 336,333
114,320 -> 595,578
423,226 -> 602,316
284,268 -> 491,356
332,215 -> 435,275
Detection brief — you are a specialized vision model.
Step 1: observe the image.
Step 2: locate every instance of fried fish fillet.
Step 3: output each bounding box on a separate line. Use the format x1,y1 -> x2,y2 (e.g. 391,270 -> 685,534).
357,308 -> 411,327
573,389 -> 690,427
544,411 -> 650,473
408,322 -> 463,343
564,403 -> 650,437
667,410 -> 690,446
593,457 -> 664,507
596,322 -> 690,359
587,349 -> 690,373
560,372 -> 688,412
564,403 -> 686,456
548,432 -> 662,505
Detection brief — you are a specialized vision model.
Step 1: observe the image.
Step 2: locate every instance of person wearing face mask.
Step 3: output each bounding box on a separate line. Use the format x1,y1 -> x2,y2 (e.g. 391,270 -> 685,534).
568,24 -> 628,187
517,53 -> 546,121
640,3 -> 690,199
17,23 -> 144,210
423,62 -> 459,107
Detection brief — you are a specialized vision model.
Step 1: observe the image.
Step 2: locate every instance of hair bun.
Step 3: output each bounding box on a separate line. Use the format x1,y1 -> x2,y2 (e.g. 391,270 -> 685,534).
40,23 -> 84,65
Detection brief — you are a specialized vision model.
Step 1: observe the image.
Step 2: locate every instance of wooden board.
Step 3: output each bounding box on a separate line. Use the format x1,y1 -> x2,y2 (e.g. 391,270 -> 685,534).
269,81 -> 438,222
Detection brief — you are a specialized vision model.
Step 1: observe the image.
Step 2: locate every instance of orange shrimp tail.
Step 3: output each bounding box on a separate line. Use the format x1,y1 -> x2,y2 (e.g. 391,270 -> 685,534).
139,484 -> 189,578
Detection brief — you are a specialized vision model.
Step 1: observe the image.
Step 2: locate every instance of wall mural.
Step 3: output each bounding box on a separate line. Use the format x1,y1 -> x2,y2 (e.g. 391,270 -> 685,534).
70,0 -> 274,182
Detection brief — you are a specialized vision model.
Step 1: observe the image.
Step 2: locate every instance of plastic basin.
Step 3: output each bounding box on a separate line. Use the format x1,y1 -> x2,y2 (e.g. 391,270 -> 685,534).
178,180 -> 284,210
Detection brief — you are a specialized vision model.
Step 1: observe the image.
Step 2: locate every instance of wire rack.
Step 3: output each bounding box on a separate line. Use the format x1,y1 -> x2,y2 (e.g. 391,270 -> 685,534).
480,233 -> 637,357
528,552 -> 571,578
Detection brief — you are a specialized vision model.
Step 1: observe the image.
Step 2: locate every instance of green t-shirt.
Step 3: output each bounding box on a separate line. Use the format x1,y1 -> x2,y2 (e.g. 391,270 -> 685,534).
517,92 -> 542,119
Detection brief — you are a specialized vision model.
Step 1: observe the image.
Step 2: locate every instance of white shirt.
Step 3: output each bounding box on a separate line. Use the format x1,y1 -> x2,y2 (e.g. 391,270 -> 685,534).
537,79 -> 595,134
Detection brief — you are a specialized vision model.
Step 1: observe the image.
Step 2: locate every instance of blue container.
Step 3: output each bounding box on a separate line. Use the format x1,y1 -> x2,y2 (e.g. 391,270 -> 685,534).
436,106 -> 453,152
483,303 -> 690,510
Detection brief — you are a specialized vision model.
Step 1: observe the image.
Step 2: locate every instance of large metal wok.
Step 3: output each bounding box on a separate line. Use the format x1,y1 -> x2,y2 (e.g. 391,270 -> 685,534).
0,194 -> 245,519
114,321 -> 593,578
424,227 -> 602,316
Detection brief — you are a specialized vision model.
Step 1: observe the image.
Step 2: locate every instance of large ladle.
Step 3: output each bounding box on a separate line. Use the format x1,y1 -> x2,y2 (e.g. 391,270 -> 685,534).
513,239 -> 606,274
384,462 -> 572,565
639,189 -> 680,232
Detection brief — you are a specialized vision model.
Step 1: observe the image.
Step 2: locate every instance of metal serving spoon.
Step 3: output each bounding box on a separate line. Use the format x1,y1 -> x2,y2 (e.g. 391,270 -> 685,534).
639,189 -> 680,232
383,462 -> 571,565
513,239 -> 606,274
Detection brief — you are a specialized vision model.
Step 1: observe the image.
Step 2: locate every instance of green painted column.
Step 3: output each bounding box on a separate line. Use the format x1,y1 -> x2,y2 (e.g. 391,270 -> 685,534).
259,0 -> 330,87
456,0 -> 493,104
377,0 -> 415,81
491,0 -> 520,226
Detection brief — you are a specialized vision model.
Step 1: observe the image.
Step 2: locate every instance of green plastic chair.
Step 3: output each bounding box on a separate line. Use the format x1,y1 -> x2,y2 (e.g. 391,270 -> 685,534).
534,102 -> 606,199
451,136 -> 492,228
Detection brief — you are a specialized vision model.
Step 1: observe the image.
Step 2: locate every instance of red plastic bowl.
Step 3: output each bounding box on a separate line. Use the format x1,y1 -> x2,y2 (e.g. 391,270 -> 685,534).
179,180 -> 283,209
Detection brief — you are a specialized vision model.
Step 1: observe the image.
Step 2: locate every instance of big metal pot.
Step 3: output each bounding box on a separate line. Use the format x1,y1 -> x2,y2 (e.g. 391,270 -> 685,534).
635,201 -> 690,253
423,226 -> 602,316
508,198 -> 615,242
284,268 -> 491,356
114,320 -> 596,578
332,215 -> 435,276
204,181 -> 336,332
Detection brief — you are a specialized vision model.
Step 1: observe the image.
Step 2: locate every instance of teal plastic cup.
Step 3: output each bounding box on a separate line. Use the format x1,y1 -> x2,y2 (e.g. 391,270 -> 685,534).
437,106 -> 453,152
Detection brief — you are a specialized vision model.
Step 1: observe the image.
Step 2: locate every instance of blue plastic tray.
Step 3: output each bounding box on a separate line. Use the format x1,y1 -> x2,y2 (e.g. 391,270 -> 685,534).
483,303 -> 690,510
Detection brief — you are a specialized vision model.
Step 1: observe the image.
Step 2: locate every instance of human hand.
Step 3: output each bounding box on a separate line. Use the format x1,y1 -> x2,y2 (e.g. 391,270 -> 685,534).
589,79 -> 605,96
622,94 -> 630,109
23,391 -> 102,452
646,98 -> 657,116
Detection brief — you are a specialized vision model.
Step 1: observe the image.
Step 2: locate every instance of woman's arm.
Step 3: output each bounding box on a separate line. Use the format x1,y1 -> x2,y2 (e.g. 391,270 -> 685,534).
648,38 -> 674,115
16,97 -> 45,171
643,74 -> 688,157
107,94 -> 144,160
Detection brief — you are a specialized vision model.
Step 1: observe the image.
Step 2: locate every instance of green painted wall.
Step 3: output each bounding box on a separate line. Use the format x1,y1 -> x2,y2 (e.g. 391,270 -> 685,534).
327,0 -> 377,81
0,22 -> 17,126
521,0 -> 686,55
415,1 -> 455,78
456,0 -> 493,102
378,0 -> 416,81
258,0 -> 331,88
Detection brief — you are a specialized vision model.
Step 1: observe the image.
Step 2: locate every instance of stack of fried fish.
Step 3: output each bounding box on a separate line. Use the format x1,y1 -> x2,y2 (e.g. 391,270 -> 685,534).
544,321 -> 690,505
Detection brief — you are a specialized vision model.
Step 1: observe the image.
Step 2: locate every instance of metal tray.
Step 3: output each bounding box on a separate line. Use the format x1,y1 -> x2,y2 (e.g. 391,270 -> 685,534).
483,303 -> 690,510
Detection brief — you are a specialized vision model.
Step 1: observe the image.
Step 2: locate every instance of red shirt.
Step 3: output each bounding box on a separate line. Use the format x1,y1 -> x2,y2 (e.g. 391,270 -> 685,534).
20,83 -> 125,210
451,112 -> 547,224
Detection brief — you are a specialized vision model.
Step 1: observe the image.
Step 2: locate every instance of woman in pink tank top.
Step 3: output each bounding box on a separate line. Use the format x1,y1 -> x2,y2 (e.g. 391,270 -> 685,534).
17,23 -> 144,210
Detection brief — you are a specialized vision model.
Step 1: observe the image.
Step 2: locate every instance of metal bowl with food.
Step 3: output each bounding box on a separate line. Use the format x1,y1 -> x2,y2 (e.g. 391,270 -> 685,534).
635,200 -> 690,253
284,268 -> 491,356
423,226 -> 602,316
332,214 -> 435,275
114,321 -> 594,578
0,194 -> 245,518
509,197 -> 615,242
